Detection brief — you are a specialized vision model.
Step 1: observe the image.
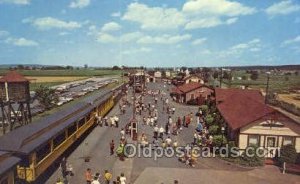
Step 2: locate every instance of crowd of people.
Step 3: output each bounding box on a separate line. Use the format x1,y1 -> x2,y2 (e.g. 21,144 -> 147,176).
84,168 -> 127,184
56,82 -> 213,183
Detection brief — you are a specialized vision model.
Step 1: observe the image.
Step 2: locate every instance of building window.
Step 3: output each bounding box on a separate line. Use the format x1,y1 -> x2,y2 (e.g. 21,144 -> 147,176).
266,137 -> 276,147
282,136 -> 294,146
191,94 -> 194,100
248,135 -> 259,146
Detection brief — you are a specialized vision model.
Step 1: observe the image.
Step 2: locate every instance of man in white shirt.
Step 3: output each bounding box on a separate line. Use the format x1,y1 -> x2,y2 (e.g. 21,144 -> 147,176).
120,173 -> 126,184
159,126 -> 165,140
153,125 -> 159,139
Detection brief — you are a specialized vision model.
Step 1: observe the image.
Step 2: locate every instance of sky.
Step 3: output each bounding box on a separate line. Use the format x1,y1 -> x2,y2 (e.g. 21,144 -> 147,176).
0,0 -> 299,67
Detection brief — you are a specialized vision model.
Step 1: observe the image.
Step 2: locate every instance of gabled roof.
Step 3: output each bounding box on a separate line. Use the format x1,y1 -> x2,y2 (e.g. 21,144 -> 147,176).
171,82 -> 211,94
183,74 -> 203,81
215,88 -> 264,103
0,70 -> 29,83
217,93 -> 275,130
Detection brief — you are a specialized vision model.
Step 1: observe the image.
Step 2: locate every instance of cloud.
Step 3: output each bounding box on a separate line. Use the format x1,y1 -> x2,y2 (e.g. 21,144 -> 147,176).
111,12 -> 121,17
96,33 -> 117,43
122,2 -> 186,30
0,0 -> 30,5
137,34 -> 191,44
69,0 -> 90,9
185,17 -> 238,29
120,32 -> 143,42
266,0 -> 300,16
101,22 -> 122,32
5,37 -> 38,46
282,35 -> 300,45
227,38 -> 261,54
226,17 -> 238,25
192,38 -> 207,45
122,47 -> 152,55
59,32 -> 70,36
25,17 -> 81,30
182,0 -> 256,16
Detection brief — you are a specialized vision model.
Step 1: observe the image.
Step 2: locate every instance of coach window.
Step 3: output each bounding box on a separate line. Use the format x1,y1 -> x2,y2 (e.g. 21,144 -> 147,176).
36,143 -> 51,163
53,131 -> 66,149
248,135 -> 260,146
78,118 -> 85,128
282,136 -> 295,146
68,123 -> 77,136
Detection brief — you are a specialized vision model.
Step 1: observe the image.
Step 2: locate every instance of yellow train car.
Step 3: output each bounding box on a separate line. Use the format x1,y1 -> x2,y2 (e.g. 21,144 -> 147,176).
0,85 -> 124,183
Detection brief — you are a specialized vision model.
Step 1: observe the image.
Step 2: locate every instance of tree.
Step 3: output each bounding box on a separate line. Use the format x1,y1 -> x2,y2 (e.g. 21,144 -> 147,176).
66,65 -> 73,70
242,76 -> 247,80
212,135 -> 227,147
35,85 -> 59,110
213,71 -> 219,79
208,125 -> 219,135
223,71 -> 230,80
112,66 -> 120,70
250,71 -> 259,80
295,71 -> 299,76
84,64 -> 88,69
278,144 -> 297,164
17,65 -> 24,70
205,114 -> 214,126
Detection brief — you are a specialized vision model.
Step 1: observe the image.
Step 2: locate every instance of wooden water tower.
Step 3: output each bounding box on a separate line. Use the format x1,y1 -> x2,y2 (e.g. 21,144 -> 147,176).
0,71 -> 31,134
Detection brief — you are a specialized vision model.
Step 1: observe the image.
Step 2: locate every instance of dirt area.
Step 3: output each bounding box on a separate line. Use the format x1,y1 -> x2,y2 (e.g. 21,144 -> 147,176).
277,93 -> 300,108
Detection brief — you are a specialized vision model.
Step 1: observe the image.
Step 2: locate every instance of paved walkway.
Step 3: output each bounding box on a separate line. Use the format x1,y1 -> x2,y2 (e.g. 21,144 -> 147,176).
46,82 -> 300,184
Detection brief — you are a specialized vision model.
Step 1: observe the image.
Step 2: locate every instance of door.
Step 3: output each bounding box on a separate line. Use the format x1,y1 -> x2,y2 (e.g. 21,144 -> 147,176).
265,136 -> 277,157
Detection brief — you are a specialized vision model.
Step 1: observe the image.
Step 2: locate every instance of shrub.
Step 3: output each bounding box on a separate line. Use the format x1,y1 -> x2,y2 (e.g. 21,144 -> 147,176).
212,135 -> 227,147
278,144 -> 297,164
187,99 -> 198,105
199,105 -> 208,113
208,125 -> 219,135
241,145 -> 264,167
205,114 -> 214,126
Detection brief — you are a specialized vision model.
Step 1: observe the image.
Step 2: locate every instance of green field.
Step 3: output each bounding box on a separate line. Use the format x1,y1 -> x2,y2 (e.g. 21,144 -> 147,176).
0,69 -> 122,77
222,70 -> 300,93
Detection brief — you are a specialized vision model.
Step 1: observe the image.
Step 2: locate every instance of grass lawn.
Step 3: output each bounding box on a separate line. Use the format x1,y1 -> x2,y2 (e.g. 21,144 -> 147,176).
0,69 -> 122,77
222,70 -> 300,93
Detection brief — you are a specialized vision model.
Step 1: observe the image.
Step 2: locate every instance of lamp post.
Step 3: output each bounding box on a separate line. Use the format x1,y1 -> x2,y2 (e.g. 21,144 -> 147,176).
221,126 -> 225,147
265,72 -> 271,104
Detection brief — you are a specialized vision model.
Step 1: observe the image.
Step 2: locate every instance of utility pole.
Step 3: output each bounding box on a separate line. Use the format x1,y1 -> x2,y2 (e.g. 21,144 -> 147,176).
265,72 -> 270,104
220,68 -> 223,88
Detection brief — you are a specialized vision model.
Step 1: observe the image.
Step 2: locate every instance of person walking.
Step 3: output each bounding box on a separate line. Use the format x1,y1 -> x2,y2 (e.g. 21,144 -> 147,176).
110,140 -> 115,155
120,173 -> 127,184
114,115 -> 119,128
153,125 -> 159,139
60,157 -> 67,178
165,123 -> 169,135
85,168 -> 92,184
159,126 -> 165,140
104,170 -> 112,184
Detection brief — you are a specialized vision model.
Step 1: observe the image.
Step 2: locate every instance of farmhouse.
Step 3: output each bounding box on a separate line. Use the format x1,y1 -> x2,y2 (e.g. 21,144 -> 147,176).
215,88 -> 300,157
171,82 -> 213,104
183,74 -> 204,84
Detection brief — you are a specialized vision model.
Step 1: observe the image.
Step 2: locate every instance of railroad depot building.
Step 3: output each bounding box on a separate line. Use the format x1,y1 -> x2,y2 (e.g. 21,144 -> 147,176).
183,74 -> 204,84
171,82 -> 213,104
215,88 -> 300,157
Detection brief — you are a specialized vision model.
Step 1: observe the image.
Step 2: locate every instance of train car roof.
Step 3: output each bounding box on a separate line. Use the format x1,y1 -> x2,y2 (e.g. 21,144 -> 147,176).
0,90 -> 112,155
0,151 -> 20,177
